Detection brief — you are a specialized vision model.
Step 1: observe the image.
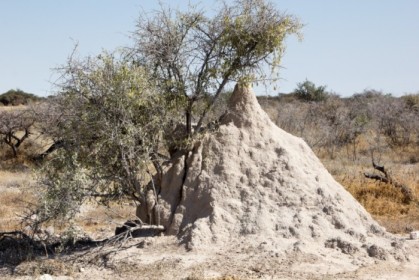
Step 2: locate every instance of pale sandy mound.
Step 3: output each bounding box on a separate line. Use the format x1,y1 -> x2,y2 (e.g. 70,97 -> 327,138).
138,84 -> 407,266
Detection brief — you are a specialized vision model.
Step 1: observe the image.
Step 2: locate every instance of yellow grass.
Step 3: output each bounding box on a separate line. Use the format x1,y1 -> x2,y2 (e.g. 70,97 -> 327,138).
0,170 -> 35,231
0,168 -> 134,236
320,141 -> 419,233
75,202 -> 134,239
0,105 -> 28,111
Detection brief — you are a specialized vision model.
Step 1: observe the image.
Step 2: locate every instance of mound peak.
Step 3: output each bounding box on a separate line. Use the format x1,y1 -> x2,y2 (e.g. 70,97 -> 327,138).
137,83 -> 407,266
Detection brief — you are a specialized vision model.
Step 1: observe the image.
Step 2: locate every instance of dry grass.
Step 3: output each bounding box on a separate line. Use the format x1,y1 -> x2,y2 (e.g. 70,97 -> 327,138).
1,104 -> 418,238
320,141 -> 419,234
374,213 -> 419,234
75,202 -> 134,239
342,177 -> 416,213
0,105 -> 27,112
0,170 -> 31,188
0,170 -> 35,231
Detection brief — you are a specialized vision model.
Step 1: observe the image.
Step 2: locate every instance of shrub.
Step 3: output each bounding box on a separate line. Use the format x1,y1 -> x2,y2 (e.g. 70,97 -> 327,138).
293,80 -> 330,102
0,89 -> 43,106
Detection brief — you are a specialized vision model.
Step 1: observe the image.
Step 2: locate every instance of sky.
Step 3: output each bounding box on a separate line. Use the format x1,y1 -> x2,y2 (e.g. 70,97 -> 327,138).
1,0 -> 419,97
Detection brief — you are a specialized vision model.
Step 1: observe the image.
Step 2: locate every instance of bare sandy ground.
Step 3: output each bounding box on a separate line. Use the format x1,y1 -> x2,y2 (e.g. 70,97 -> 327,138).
1,235 -> 417,280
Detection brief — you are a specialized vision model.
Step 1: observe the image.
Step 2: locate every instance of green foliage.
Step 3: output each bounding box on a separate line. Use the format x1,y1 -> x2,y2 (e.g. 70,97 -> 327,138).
352,89 -> 385,99
34,52 -> 182,223
217,0 -> 302,79
133,0 -> 302,134
293,80 -> 329,102
0,89 -> 42,106
402,93 -> 419,112
32,0 -> 302,225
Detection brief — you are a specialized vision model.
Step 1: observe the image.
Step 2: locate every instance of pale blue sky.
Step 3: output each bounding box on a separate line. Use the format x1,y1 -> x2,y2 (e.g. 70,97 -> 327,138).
1,0 -> 418,97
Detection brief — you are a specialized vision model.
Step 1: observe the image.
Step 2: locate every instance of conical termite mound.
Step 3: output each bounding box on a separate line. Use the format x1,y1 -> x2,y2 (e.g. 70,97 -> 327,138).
137,83 -> 407,264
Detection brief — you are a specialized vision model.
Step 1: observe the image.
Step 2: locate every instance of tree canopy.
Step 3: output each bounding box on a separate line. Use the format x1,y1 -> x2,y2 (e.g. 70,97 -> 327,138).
0,89 -> 42,106
131,0 -> 301,134
293,79 -> 330,102
31,0 -> 302,226
32,53 -> 183,224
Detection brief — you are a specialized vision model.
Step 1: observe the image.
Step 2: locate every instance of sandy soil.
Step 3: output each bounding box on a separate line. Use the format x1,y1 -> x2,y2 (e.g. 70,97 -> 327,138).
1,235 -> 417,280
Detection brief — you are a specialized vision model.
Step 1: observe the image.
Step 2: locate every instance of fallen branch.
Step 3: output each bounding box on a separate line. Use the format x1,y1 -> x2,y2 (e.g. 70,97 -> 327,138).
114,220 -> 164,238
364,160 -> 413,204
363,173 -> 388,184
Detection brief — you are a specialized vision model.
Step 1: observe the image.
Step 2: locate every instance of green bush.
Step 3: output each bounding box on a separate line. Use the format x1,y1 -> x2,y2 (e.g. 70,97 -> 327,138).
0,89 -> 42,106
293,80 -> 330,102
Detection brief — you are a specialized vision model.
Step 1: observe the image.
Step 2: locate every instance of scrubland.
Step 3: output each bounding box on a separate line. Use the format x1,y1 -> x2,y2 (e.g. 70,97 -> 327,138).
1,91 -> 418,236
0,132 -> 132,237
260,91 -> 419,234
0,91 -> 418,280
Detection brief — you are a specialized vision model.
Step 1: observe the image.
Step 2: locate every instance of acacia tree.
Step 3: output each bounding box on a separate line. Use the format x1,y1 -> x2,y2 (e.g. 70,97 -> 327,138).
131,0 -> 301,136
31,98 -> 68,161
31,0 -> 301,226
31,53 -> 183,224
0,109 -> 35,157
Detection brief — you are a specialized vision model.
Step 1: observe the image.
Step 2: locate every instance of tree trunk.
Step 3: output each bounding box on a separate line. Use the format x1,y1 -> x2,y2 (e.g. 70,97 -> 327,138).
186,102 -> 193,137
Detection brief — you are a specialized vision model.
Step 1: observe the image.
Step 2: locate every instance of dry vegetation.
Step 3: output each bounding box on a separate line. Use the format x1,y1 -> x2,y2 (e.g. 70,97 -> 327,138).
0,131 -> 132,236
0,91 -> 418,280
322,146 -> 419,233
260,91 -> 419,234
1,91 -> 418,235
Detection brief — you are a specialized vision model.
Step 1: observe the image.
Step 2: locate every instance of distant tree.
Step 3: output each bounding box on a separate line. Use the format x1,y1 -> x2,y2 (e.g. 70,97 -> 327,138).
0,89 -> 42,106
274,95 -> 369,159
0,109 -> 35,157
30,97 -> 69,161
293,80 -> 329,102
402,93 -> 419,112
317,97 -> 369,159
352,89 -> 390,100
